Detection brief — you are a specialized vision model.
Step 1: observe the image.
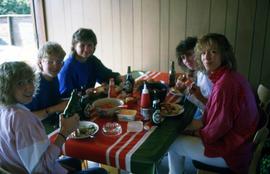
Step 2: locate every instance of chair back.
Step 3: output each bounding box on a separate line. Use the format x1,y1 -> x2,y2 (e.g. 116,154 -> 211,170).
257,84 -> 270,112
248,111 -> 269,174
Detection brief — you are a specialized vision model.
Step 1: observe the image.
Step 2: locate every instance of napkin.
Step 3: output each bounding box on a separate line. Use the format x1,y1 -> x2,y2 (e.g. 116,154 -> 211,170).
127,121 -> 143,132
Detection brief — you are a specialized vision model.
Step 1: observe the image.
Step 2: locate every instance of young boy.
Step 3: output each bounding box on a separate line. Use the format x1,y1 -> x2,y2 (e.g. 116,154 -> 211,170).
25,41 -> 67,121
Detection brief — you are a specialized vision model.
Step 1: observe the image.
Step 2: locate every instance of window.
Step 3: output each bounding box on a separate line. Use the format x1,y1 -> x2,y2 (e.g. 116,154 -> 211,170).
0,0 -> 38,65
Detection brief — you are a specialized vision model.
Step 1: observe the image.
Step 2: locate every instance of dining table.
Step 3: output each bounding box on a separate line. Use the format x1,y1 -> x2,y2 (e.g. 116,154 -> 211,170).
48,71 -> 197,174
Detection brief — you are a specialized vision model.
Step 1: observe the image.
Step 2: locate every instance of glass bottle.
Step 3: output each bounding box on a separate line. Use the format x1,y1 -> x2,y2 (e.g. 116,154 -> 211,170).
63,89 -> 82,118
151,90 -> 162,125
169,61 -> 176,87
124,66 -> 134,94
108,78 -> 117,98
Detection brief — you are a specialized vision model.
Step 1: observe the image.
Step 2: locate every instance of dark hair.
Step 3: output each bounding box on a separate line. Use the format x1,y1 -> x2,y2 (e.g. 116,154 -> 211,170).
71,28 -> 97,52
176,37 -> 197,69
195,33 -> 237,71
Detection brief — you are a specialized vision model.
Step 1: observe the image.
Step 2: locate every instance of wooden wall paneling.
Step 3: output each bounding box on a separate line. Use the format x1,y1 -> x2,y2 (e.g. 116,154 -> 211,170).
159,0 -> 170,72
99,0 -> 114,70
249,0 -> 269,88
142,0 -> 160,71
235,0 -> 256,77
169,0 -> 186,73
63,0 -> 73,53
261,5 -> 270,88
225,0 -> 238,50
70,0 -> 84,32
209,0 -> 226,34
82,0 -> 102,58
186,0 -> 211,37
133,0 -> 143,72
44,0 -> 54,41
112,0 -> 122,73
120,0 -> 133,74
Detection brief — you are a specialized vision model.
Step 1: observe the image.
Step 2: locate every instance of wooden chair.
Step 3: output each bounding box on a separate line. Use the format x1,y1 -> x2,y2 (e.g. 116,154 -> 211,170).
192,111 -> 269,174
257,84 -> 270,112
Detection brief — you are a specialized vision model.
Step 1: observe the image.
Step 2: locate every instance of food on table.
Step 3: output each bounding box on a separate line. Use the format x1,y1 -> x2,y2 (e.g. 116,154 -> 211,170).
99,102 -> 118,109
160,103 -> 183,116
75,124 -> 97,137
117,109 -> 137,121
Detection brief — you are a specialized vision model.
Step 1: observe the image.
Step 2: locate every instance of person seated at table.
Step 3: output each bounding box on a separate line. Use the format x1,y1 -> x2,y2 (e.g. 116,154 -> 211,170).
167,33 -> 259,174
25,41 -> 68,123
175,36 -> 212,120
58,28 -> 121,98
0,61 -> 108,174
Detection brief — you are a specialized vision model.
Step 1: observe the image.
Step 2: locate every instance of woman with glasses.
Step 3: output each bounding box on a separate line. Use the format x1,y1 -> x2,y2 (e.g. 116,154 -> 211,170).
25,41 -> 68,121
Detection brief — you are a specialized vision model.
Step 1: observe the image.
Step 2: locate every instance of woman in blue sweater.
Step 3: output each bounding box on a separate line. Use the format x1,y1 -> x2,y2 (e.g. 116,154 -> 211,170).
58,28 -> 121,98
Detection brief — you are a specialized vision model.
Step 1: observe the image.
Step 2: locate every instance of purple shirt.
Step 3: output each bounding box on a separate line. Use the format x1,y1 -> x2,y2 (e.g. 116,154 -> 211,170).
200,67 -> 259,174
0,104 -> 67,174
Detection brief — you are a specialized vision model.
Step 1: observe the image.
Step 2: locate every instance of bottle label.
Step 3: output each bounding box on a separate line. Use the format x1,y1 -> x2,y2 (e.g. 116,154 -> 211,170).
152,110 -> 161,124
125,80 -> 133,93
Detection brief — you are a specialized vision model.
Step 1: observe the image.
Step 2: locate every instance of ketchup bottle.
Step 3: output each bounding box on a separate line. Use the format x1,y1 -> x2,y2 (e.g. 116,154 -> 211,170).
108,78 -> 117,98
140,83 -> 151,108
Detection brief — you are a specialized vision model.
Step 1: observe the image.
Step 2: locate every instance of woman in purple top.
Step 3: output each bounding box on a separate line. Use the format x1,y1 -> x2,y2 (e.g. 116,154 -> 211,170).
167,33 -> 259,174
0,61 -> 107,174
58,28 -> 121,98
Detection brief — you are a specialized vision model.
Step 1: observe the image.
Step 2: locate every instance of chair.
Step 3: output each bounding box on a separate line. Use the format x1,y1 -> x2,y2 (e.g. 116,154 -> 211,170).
257,84 -> 270,112
192,111 -> 269,174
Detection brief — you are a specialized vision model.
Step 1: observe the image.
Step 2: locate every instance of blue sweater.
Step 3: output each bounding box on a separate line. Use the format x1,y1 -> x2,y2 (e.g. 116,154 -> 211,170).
58,54 -> 120,98
25,73 -> 61,111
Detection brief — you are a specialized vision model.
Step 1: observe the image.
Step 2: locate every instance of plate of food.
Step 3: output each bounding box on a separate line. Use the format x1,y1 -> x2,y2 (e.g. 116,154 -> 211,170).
169,87 -> 184,96
69,121 -> 99,139
160,103 -> 184,117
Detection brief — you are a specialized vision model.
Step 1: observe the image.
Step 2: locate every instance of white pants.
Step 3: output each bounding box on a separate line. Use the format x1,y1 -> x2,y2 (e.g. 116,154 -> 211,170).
168,135 -> 228,174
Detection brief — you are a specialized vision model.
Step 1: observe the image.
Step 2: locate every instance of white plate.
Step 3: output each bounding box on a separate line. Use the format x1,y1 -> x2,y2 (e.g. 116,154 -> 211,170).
161,103 -> 184,117
69,121 -> 99,139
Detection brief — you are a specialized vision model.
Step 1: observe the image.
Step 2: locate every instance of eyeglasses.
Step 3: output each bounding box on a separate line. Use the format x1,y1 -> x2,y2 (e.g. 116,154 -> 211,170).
43,59 -> 63,65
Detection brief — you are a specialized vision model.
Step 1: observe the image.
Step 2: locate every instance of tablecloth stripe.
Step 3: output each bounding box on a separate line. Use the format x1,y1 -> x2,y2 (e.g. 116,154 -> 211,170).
125,126 -> 157,171
115,132 -> 140,168
106,131 -> 130,165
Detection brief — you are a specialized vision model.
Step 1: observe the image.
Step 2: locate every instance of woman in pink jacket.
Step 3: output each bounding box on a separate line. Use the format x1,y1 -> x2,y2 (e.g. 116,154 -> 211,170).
168,33 -> 259,174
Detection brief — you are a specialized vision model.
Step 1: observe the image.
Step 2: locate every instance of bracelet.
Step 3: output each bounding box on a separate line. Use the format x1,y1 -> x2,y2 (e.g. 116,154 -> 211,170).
58,132 -> 67,141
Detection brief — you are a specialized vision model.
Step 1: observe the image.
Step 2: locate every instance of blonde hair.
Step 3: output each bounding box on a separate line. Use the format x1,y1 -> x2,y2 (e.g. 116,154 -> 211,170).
38,41 -> 66,60
0,61 -> 39,106
195,33 -> 237,71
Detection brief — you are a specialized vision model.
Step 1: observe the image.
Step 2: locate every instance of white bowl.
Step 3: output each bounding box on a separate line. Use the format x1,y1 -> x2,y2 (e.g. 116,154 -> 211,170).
92,98 -> 124,117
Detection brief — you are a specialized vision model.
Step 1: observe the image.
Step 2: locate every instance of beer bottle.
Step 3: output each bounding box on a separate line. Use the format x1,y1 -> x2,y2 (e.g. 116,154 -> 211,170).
151,90 -> 162,125
108,78 -> 117,98
63,89 -> 82,118
169,61 -> 176,87
124,66 -> 134,94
